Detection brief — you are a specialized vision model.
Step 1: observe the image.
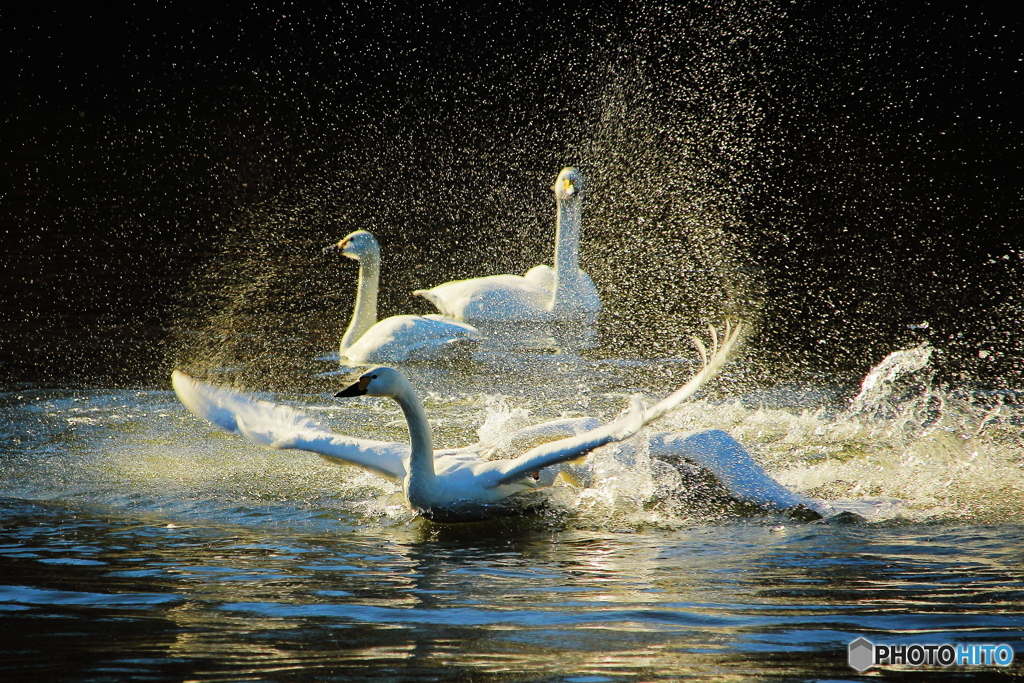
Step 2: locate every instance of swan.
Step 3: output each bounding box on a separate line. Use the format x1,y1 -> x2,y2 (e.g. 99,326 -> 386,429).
324,230 -> 481,363
490,420 -> 815,514
413,167 -> 601,323
173,324 -> 748,522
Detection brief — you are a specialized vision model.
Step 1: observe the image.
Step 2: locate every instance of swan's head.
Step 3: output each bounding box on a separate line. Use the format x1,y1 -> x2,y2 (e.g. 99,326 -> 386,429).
324,230 -> 379,261
551,167 -> 585,201
335,366 -> 410,399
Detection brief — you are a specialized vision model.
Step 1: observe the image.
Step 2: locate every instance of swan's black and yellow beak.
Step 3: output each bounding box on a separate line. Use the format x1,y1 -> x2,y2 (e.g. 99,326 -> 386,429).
322,239 -> 346,255
335,375 -> 370,397
552,176 -> 579,197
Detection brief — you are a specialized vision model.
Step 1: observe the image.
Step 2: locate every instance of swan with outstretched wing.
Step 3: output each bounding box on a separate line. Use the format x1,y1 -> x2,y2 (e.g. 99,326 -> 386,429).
174,324 -> 752,521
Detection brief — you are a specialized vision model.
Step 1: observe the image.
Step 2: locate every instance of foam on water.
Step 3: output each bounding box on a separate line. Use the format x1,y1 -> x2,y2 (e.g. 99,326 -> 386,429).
459,343 -> 1024,526
697,344 -> 1023,524
2,344 -> 1022,529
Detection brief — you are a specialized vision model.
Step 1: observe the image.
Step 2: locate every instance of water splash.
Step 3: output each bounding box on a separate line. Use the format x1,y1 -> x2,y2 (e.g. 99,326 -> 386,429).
5,336 -> 1024,529
849,343 -> 935,416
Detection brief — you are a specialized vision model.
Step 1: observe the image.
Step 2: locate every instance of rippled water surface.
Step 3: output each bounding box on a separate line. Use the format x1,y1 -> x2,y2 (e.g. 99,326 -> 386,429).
3,347 -> 1024,681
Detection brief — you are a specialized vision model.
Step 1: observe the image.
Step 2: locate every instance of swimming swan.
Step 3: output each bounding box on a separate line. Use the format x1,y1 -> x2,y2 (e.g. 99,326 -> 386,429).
413,167 -> 601,323
325,230 -> 481,363
173,324 -> 742,522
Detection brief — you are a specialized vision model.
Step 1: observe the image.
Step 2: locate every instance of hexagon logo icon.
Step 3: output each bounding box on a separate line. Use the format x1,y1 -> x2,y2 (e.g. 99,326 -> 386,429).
848,637 -> 875,672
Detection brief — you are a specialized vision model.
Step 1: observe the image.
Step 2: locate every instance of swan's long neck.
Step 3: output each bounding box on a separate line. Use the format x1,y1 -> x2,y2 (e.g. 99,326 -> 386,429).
392,384 -> 437,509
548,195 -> 583,312
340,249 -> 380,354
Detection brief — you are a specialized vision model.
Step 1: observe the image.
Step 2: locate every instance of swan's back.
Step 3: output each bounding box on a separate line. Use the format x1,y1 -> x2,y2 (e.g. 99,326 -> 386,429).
523,264 -> 555,289
415,268 -> 600,323
414,274 -> 552,322
345,314 -> 481,363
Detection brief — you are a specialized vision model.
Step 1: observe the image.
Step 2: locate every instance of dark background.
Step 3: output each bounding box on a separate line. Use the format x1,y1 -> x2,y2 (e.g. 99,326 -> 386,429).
2,1 -> 1021,390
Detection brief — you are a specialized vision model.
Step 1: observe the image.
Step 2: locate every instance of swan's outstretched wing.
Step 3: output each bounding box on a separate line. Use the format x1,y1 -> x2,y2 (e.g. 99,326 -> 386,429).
482,323 -> 744,487
629,321 -> 743,426
171,370 -> 408,482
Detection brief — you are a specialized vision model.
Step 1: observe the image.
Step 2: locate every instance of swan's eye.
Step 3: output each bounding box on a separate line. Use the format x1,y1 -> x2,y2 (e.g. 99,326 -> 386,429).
370,374 -> 377,379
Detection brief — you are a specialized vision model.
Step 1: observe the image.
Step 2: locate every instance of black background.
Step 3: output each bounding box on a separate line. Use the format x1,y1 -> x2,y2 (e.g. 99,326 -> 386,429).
2,0 -> 1021,390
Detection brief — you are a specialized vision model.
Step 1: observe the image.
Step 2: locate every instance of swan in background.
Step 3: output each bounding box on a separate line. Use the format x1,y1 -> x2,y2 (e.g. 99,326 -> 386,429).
173,324 -> 754,522
413,167 -> 601,324
324,230 -> 481,363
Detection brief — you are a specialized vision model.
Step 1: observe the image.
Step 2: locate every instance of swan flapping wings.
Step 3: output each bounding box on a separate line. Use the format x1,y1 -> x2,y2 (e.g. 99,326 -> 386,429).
173,323 -> 743,520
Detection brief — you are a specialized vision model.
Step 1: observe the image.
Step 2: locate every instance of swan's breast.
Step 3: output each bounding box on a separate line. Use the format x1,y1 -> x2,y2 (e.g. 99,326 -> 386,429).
545,268 -> 601,320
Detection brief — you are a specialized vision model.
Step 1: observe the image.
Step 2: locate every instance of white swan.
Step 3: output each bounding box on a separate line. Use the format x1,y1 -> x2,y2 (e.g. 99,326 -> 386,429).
325,230 -> 481,363
470,417 -> 814,514
173,324 -> 744,522
413,167 -> 601,323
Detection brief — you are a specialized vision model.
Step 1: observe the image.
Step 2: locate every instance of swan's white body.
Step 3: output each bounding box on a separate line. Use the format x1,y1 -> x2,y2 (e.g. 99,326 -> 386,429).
413,167 -> 601,324
467,415 -> 808,512
328,230 -> 480,363
172,325 -> 791,521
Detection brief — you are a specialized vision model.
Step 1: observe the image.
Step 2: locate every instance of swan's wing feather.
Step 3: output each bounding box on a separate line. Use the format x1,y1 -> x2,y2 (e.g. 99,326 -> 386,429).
483,322 -> 744,488
419,314 -> 482,337
480,400 -> 645,487
347,315 -> 481,363
281,433 -> 408,483
365,315 -> 480,342
171,370 -> 408,482
414,275 -> 550,322
502,417 -> 602,449
635,321 -> 743,426
648,429 -> 808,510
412,286 -> 459,318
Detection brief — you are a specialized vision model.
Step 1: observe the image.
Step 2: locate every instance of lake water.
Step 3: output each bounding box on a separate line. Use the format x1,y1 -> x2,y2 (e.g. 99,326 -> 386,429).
2,338 -> 1023,681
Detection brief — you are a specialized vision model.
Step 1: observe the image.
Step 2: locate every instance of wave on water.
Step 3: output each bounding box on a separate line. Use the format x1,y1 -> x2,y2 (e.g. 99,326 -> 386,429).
2,343 -> 1022,529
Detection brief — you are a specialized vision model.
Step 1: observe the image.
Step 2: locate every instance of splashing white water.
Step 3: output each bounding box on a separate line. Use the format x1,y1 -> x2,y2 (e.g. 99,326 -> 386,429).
3,343 -> 1023,528
849,343 -> 935,416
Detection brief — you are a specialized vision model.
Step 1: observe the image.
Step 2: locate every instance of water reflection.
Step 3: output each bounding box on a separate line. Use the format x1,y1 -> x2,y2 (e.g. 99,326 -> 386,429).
2,496 -> 1024,681
481,321 -> 598,352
